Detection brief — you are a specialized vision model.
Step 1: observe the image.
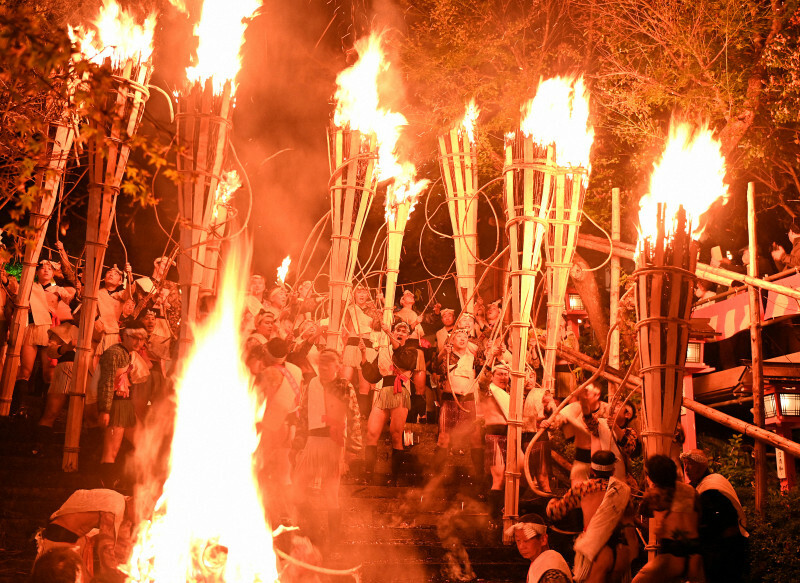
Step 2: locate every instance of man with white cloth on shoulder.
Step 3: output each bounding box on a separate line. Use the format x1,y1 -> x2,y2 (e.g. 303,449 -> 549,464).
509,513 -> 572,583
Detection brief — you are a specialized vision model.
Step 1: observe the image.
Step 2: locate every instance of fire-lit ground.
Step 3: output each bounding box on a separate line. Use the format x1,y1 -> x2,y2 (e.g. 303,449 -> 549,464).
0,421 -> 536,583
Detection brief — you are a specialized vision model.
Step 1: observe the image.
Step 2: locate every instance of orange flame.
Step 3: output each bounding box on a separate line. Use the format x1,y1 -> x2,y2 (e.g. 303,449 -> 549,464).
213,171 -> 241,219
459,99 -> 479,144
385,170 -> 430,221
333,32 -> 409,182
68,1 -> 155,68
186,0 -> 261,94
125,246 -> 278,583
520,75 -> 593,168
277,255 -> 291,284
638,121 -> 728,244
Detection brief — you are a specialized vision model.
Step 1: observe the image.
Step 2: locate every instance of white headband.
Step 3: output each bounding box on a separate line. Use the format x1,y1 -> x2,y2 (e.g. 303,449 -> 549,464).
591,461 -> 615,472
505,521 -> 547,540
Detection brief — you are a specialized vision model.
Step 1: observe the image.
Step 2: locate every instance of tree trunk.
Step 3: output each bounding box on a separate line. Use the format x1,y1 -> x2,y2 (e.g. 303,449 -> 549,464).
570,252 -> 608,350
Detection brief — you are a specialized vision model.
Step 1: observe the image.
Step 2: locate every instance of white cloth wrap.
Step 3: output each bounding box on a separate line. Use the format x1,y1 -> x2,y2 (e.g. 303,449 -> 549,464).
528,549 -> 573,583
696,473 -> 749,537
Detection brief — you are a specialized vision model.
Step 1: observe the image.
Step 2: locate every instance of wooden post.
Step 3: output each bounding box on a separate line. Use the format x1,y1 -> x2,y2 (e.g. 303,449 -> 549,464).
63,58 -> 152,472
747,182 -> 767,514
609,187 -> 621,373
0,117 -> 75,415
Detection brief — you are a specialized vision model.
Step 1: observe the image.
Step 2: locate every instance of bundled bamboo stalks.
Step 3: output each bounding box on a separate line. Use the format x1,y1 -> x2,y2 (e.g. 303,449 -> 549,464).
325,125 -> 378,349
200,170 -> 239,295
438,114 -> 478,311
175,79 -> 234,360
634,204 -> 697,458
541,166 -> 588,394
64,57 -> 153,471
0,104 -> 76,416
383,186 -> 414,327
502,133 -> 556,531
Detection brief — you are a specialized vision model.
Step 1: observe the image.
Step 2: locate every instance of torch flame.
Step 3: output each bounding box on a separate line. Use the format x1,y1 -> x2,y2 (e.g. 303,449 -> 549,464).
459,99 -> 479,144
186,0 -> 261,94
277,255 -> 291,285
125,246 -> 278,583
520,75 -> 593,168
213,171 -> 241,219
385,169 -> 430,221
638,121 -> 728,244
333,32 -> 409,182
68,1 -> 155,68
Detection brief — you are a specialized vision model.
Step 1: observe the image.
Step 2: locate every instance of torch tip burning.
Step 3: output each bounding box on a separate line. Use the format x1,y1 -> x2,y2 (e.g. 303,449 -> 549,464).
277,255 -> 291,285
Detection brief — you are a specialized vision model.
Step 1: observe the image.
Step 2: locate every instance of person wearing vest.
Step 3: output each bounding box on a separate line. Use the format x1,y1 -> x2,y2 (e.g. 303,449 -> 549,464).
547,450 -> 638,582
394,289 -> 430,423
633,455 -> 703,583
255,337 -> 303,525
509,513 -> 572,583
92,264 -> 133,360
31,323 -> 79,456
34,488 -> 131,580
341,285 -> 380,418
479,362 -> 511,526
131,309 -> 172,428
433,328 -> 485,479
96,320 -> 149,487
681,449 -> 749,583
12,260 -> 75,413
361,321 -> 417,485
293,349 -> 362,550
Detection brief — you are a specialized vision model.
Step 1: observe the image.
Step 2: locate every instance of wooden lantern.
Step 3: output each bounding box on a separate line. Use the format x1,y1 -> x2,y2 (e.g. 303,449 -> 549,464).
63,57 -> 153,471
175,79 -> 234,361
502,132 -> 556,530
635,204 -> 697,459
325,124 -> 379,349
438,119 -> 478,311
0,104 -> 76,415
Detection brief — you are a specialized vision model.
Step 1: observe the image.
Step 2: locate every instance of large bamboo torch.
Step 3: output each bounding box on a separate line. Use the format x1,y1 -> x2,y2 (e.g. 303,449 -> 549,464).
176,0 -> 260,361
501,91 -> 561,533
199,170 -> 240,294
324,34 -> 384,349
438,100 -> 479,311
0,95 -> 77,415
537,77 -> 594,398
635,122 -> 728,460
63,3 -> 155,471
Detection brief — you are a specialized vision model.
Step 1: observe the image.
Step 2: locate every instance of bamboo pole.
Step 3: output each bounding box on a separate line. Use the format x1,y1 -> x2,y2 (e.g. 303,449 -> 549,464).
0,113 -> 75,415
541,166 -> 589,395
176,79 -> 233,362
438,124 -> 479,311
383,194 -> 412,326
747,182 -> 767,514
609,188 -> 621,373
577,232 -> 800,302
550,341 -> 800,458
502,133 -> 555,537
325,125 -> 378,349
63,60 -> 153,472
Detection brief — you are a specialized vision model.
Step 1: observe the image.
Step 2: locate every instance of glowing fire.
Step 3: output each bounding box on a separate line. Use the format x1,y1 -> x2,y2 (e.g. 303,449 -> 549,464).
276,255 -> 291,284
385,171 -> 430,222
459,99 -> 480,144
68,1 -> 155,68
519,75 -> 593,168
333,32 -> 408,182
125,248 -> 278,582
186,0 -> 261,94
214,171 -> 241,219
638,121 -> 728,244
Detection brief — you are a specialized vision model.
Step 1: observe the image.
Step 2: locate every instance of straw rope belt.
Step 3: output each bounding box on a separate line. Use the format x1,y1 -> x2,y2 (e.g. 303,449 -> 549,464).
110,74 -> 150,97
387,228 -> 404,236
506,321 -> 531,329
174,112 -> 232,129
503,160 -> 556,173
634,316 -> 691,330
507,419 -> 524,427
439,151 -> 477,161
545,261 -> 572,269
632,265 -> 697,279
330,234 -> 361,242
175,168 -> 228,182
639,430 -> 677,438
638,363 -> 688,375
443,194 -> 477,202
547,217 -> 582,226
508,268 -> 541,277
505,215 -> 549,229
328,280 -> 353,288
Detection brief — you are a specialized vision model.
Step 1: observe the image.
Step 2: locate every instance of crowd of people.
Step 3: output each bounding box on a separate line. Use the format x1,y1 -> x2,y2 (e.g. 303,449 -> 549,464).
1,252 -> 751,583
